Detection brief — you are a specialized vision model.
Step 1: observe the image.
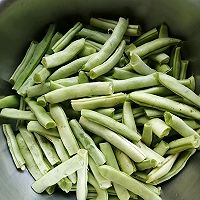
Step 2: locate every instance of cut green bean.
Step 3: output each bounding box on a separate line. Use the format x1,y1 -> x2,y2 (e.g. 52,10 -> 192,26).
45,82 -> 113,104
112,68 -> 141,80
183,119 -> 200,129
77,28 -> 110,43
71,93 -> 126,111
96,108 -> 115,118
50,104 -> 79,156
159,24 -> 168,38
135,116 -> 150,126
42,38 -> 85,68
16,97 -> 26,128
79,44 -> 96,57
46,32 -> 63,54
27,121 -> 59,137
37,96 -> 47,107
13,24 -> 55,90
129,92 -> 200,120
80,117 -> 146,162
89,40 -> 126,79
69,119 -> 106,166
19,126 -> 50,174
99,142 -> 130,200
57,177 -> 72,193
133,28 -> 158,47
78,71 -> 89,84
122,101 -> 137,131
85,40 -> 103,51
32,149 -> 86,193
144,108 -> 163,118
141,123 -> 153,146
132,171 -> 148,182
136,159 -> 157,171
34,67 -> 51,83
52,22 -> 83,52
179,76 -> 195,91
90,17 -> 141,37
0,95 -> 19,109
130,54 -> 156,75
118,56 -> 129,67
179,60 -> 189,80
35,133 -> 61,166
152,149 -> 196,185
164,112 -> 200,137
114,148 -> 136,175
153,141 -> 169,156
81,109 -> 141,142
149,53 -> 170,64
1,108 -> 36,120
2,124 -> 25,170
171,47 -> 181,79
155,64 -> 171,73
25,98 -> 56,129
89,156 -> 112,189
10,41 -> 38,84
112,73 -> 159,92
148,118 -> 171,138
129,38 -> 181,58
83,17 -> 128,71
146,153 -> 179,183
99,165 -> 162,200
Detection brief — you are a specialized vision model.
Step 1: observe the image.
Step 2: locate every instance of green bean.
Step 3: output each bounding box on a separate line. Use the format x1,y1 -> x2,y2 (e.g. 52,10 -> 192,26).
148,118 -> 171,138
52,22 -> 83,52
141,123 -> 153,147
122,101 -> 137,131
19,126 -> 50,174
13,24 -> 55,90
129,38 -> 181,58
135,116 -> 150,126
78,71 -> 89,84
76,150 -> 88,200
57,177 -> 72,193
158,73 -> 200,108
32,149 -> 86,193
37,96 -> 47,107
25,98 -> 56,129
79,116 -> 146,162
10,41 -> 38,84
136,159 -> 157,171
114,148 -> 136,175
179,60 -> 189,80
144,108 -> 163,118
77,28 -> 110,43
85,40 -> 103,51
0,95 -> 19,109
96,108 -> 115,118
89,40 -> 126,79
79,44 -> 97,57
1,108 -> 36,120
42,38 -> 85,68
153,141 -> 169,156
179,76 -> 195,91
159,24 -> 168,38
146,153 -> 179,183
88,172 -> 108,200
99,165 -> 162,200
83,18 -> 128,71
171,47 -> 181,79
111,68 -> 141,80
45,82 -> 113,104
149,53 -> 170,64
27,121 -> 59,137
155,64 -> 171,73
130,54 -> 156,75
16,97 -> 26,128
2,124 -> 25,170
129,92 -> 200,120
50,104 -> 79,156
137,141 -> 165,164
71,93 -> 126,111
90,17 -> 141,37
34,67 -> 51,83
112,73 -> 159,92
125,43 -> 136,55
151,149 -> 196,185
69,119 -> 106,166
118,56 -> 129,67
132,171 -> 148,182
183,119 -> 200,129
81,109 -> 141,142
34,133 -> 61,166
99,142 -> 130,200
46,32 -> 63,54
133,28 -> 158,47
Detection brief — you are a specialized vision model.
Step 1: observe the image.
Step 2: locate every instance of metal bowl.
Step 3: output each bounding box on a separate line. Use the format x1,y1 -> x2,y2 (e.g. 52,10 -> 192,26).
0,0 -> 200,199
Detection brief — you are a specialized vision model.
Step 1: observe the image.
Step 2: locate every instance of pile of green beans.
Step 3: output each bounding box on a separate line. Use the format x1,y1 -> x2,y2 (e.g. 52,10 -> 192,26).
0,17 -> 199,200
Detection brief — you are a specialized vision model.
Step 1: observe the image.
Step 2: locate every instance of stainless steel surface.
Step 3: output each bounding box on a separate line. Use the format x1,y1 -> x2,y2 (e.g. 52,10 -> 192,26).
0,0 -> 200,199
